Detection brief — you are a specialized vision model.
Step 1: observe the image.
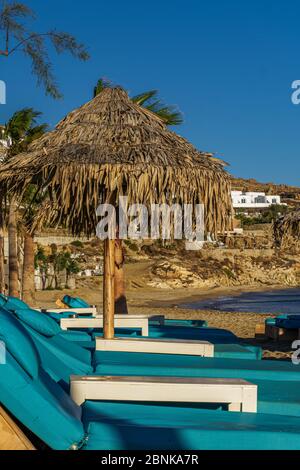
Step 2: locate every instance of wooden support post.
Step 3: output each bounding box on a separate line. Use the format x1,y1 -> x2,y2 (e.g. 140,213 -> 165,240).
8,201 -> 19,298
114,238 -> 128,314
22,231 -> 36,306
103,238 -> 115,339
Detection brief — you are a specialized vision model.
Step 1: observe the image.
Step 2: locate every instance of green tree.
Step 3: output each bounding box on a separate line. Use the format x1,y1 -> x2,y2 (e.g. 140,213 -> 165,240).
3,107 -> 48,300
263,204 -> 289,223
0,1 -> 89,98
236,204 -> 289,228
34,245 -> 48,290
4,107 -> 48,157
34,244 -> 47,269
48,247 -> 80,289
63,252 -> 81,285
93,78 -> 183,126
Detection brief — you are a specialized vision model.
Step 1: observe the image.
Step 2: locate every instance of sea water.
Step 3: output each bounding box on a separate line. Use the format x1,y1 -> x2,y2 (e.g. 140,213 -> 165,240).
182,288 -> 300,314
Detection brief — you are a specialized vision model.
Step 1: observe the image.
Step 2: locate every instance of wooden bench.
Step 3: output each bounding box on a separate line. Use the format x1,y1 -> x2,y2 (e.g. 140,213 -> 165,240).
70,375 -> 257,412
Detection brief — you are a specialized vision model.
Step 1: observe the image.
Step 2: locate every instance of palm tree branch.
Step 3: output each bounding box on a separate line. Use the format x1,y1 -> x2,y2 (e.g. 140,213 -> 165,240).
0,2 -> 90,97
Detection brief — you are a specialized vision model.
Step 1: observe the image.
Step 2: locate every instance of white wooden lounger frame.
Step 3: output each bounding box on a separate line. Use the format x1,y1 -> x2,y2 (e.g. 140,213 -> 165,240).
39,308 -> 165,324
59,316 -> 151,337
38,307 -> 98,317
95,336 -> 214,357
70,375 -> 257,413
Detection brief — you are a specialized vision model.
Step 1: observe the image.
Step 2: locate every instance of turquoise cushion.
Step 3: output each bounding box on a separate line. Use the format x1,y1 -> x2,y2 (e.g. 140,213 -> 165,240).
265,318 -> 276,326
0,351 -> 85,450
286,315 -> 300,320
276,318 -> 300,329
256,380 -> 300,417
46,311 -> 81,321
0,294 -> 7,307
13,308 -> 61,337
20,323 -> 93,388
83,402 -> 300,450
0,307 -> 40,378
148,326 -> 237,342
94,352 -> 300,382
214,343 -> 262,360
59,330 -> 92,342
266,315 -> 300,328
3,296 -> 30,311
266,315 -> 289,326
63,296 -> 90,308
161,319 -> 208,328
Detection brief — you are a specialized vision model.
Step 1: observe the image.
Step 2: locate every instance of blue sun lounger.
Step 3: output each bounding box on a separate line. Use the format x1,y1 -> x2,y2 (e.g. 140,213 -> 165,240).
1,305 -> 300,418
93,351 -> 300,418
62,295 -> 209,328
2,307 -> 300,450
0,295 -> 262,360
62,295 -> 261,359
266,314 -> 300,328
91,327 -> 261,360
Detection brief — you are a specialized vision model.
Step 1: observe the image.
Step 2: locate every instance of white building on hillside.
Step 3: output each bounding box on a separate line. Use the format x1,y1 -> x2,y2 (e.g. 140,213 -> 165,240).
231,191 -> 282,209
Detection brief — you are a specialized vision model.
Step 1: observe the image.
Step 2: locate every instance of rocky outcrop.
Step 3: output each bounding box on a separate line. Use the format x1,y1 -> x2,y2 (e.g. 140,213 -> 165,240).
148,250 -> 300,290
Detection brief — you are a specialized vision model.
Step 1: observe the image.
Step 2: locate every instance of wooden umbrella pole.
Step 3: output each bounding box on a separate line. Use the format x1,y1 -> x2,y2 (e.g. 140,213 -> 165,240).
114,235 -> 128,314
103,238 -> 115,339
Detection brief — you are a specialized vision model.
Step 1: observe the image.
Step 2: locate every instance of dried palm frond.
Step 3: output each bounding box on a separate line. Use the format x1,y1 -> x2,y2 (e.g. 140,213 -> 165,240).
274,209 -> 300,249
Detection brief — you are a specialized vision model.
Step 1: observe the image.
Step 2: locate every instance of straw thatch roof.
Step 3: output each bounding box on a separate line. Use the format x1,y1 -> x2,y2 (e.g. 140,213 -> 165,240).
0,87 -> 232,236
274,209 -> 300,249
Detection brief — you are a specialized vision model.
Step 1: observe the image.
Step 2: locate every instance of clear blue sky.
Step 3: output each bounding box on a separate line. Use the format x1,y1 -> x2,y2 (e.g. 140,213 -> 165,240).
1,0 -> 299,185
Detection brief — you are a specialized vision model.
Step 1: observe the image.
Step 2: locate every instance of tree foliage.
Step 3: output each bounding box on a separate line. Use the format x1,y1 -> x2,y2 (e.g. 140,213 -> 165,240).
4,107 -> 48,156
236,205 -> 290,227
0,1 -> 90,98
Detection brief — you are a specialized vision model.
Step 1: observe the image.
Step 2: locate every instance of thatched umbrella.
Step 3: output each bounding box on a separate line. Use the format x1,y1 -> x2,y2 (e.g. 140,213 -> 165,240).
274,209 -> 300,249
0,87 -> 232,338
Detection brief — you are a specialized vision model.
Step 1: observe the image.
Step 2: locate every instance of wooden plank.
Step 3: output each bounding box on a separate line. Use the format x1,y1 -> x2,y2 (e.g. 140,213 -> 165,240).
0,407 -> 35,450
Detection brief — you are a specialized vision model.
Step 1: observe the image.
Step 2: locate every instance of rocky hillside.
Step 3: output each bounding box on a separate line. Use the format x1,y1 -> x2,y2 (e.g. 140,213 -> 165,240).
149,249 -> 300,290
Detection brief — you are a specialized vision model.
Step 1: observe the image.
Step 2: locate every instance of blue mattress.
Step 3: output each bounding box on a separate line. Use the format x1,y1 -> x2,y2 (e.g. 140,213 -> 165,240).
94,352 -> 300,382
82,401 -> 300,450
93,326 -> 261,360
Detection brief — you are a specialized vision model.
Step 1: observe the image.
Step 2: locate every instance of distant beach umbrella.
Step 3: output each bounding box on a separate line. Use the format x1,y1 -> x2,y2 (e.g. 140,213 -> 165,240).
274,208 -> 300,249
0,87 -> 232,338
